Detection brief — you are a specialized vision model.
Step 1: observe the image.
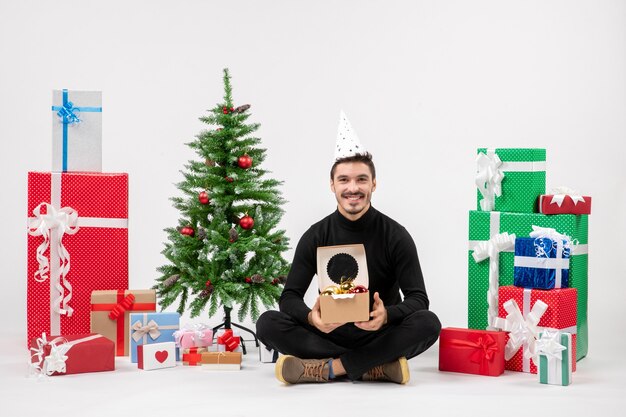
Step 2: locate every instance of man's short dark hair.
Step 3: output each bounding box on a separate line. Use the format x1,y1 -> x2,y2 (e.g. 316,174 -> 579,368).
330,152 -> 376,180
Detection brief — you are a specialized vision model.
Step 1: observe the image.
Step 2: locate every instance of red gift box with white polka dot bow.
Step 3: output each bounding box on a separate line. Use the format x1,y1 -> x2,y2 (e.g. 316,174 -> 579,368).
496,286 -> 577,374
27,172 -> 129,345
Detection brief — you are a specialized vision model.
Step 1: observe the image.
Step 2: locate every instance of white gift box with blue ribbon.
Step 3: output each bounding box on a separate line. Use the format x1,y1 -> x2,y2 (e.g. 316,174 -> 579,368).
129,312 -> 180,363
52,89 -> 102,172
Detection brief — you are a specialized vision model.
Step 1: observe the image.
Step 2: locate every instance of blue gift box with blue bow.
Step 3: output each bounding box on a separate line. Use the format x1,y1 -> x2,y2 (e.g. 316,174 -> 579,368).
513,236 -> 571,289
129,312 -> 180,363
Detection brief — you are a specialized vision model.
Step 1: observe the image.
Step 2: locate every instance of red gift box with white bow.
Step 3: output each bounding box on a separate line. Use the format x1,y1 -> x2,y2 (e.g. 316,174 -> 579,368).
495,286 -> 577,374
539,189 -> 591,215
27,172 -> 129,345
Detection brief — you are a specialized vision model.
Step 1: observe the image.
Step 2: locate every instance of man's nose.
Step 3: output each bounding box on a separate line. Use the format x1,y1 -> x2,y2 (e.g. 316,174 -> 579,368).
347,180 -> 359,191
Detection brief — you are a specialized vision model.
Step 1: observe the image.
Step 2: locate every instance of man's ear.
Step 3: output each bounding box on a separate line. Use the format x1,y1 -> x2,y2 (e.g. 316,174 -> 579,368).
372,178 -> 377,192
330,179 -> 335,193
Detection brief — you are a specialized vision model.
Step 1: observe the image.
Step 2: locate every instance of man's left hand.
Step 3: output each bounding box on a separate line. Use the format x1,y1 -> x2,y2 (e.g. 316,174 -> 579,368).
354,292 -> 387,331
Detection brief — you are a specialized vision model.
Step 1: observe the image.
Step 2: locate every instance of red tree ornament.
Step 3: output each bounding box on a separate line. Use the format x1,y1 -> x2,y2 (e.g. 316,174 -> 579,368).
239,215 -> 254,230
237,154 -> 253,169
198,191 -> 210,205
180,226 -> 195,237
245,277 -> 252,284
225,176 -> 234,183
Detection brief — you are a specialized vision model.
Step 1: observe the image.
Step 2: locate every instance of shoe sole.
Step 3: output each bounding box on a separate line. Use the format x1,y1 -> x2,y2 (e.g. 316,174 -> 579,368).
398,357 -> 410,384
275,354 -> 292,384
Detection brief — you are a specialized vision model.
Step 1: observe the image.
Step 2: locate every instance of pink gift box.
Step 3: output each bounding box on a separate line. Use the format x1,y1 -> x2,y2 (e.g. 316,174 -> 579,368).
174,326 -> 213,349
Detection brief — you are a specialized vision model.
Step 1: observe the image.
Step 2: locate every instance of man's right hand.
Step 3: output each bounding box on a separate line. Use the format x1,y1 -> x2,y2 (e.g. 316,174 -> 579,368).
308,297 -> 345,333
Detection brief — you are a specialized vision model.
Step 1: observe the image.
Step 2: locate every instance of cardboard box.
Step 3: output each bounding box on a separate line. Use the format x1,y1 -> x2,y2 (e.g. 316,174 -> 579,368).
201,351 -> 242,370
137,342 -> 177,371
468,210 -> 589,360
52,89 -> 102,172
29,333 -> 114,376
439,328 -> 507,376
316,244 -> 370,324
90,289 -> 157,356
27,172 -> 129,344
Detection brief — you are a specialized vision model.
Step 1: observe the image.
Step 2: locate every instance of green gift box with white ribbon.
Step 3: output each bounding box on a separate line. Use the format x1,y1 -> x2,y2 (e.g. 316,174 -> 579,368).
476,148 -> 546,213
537,330 -> 573,386
468,210 -> 589,360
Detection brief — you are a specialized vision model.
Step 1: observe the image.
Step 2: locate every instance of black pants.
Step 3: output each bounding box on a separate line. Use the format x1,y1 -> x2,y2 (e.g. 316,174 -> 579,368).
256,309 -> 441,380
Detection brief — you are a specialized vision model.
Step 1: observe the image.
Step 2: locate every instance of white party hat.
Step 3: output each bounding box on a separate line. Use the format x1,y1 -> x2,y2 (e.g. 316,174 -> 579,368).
334,110 -> 366,160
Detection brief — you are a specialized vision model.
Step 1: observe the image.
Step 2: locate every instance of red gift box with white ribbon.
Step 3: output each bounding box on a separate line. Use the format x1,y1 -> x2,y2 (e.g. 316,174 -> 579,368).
29,333 -> 114,376
494,286 -> 577,374
539,187 -> 591,215
27,172 -> 129,345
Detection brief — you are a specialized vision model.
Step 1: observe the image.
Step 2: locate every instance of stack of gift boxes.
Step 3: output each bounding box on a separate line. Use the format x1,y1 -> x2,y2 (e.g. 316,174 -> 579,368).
27,90 -> 243,376
439,148 -> 591,386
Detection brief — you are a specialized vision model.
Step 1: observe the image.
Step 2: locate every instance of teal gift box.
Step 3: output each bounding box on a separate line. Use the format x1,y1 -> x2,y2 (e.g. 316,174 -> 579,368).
476,148 -> 546,213
129,312 -> 180,363
537,331 -> 573,386
468,210 -> 588,360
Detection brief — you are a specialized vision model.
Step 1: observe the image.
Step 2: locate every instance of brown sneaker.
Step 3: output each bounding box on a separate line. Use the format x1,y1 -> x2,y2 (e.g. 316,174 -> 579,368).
275,355 -> 331,384
362,357 -> 410,384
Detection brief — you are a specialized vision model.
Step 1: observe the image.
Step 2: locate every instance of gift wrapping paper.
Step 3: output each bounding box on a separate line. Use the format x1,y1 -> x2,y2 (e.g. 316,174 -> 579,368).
174,325 -> 213,349
476,148 -> 546,213
137,342 -> 177,371
539,194 -> 591,215
29,333 -> 114,376
52,89 -> 102,172
438,328 -> 507,376
468,210 -> 588,360
537,331 -> 573,386
496,286 -> 577,373
27,172 -> 129,345
90,289 -> 156,356
514,237 -> 570,289
129,312 -> 180,363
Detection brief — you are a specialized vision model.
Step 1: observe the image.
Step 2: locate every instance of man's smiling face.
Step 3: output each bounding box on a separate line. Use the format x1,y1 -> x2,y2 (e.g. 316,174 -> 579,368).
330,161 -> 376,221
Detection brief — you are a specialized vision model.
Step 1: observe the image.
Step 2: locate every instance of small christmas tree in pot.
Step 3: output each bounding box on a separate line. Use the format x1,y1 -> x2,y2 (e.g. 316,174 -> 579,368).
154,68 -> 290,349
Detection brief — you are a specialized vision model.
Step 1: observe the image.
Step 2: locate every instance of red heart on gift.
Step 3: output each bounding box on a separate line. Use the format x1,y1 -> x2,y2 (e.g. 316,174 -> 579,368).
155,350 -> 169,363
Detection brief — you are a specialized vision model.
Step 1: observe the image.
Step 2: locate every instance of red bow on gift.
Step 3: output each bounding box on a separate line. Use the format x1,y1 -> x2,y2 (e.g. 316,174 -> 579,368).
449,334 -> 499,376
182,347 -> 204,366
217,329 -> 240,352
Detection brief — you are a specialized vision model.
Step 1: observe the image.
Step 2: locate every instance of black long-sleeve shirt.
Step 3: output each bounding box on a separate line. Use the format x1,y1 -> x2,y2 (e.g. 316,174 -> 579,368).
279,206 -> 430,326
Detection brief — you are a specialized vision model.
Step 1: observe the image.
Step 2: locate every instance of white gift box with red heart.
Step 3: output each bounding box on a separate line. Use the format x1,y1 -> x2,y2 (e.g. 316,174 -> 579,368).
137,342 -> 176,370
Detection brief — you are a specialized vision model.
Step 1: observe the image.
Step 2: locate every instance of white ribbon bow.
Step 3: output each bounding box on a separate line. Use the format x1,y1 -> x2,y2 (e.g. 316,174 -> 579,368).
476,150 -> 504,211
472,232 -> 516,329
493,298 -> 548,361
529,225 -> 573,257
28,203 -> 79,317
534,329 -> 566,363
131,320 -> 161,342
30,333 -> 70,376
548,186 -> 586,207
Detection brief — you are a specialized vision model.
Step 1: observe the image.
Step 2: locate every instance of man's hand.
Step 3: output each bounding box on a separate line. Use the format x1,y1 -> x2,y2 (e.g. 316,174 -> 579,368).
308,297 -> 345,333
354,292 -> 387,331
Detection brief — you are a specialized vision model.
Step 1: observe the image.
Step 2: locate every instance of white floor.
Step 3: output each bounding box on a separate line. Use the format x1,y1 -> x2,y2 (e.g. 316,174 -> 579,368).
2,332 -> 624,417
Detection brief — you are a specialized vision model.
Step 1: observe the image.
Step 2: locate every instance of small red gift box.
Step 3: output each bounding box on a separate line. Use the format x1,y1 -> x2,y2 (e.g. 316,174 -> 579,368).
27,172 -> 129,345
495,286 -> 577,374
216,329 -> 240,352
539,194 -> 591,215
182,347 -> 208,366
29,333 -> 114,376
439,328 -> 507,376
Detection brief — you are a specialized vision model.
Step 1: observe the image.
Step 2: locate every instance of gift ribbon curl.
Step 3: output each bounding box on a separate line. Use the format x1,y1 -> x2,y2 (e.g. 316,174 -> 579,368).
472,232 -> 516,329
28,202 -> 79,317
56,101 -> 81,125
476,150 -> 504,211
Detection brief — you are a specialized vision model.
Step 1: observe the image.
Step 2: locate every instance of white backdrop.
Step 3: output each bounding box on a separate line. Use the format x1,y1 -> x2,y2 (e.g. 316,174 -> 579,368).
1,0 -> 624,356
